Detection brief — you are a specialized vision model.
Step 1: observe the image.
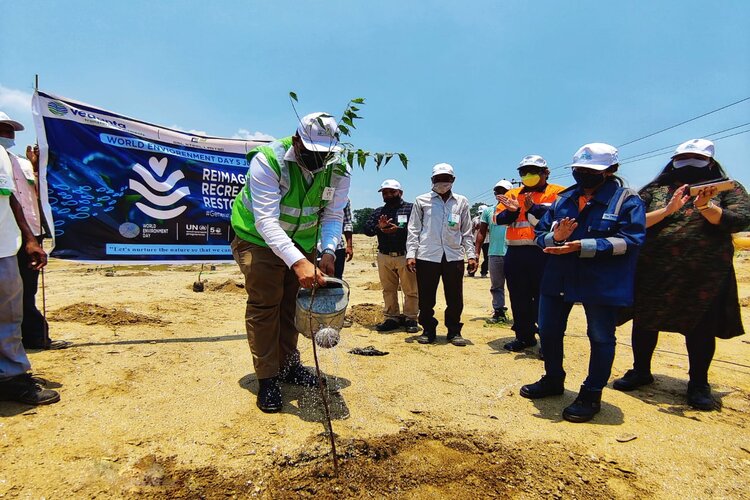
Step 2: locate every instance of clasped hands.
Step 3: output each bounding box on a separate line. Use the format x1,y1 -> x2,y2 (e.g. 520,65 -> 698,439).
543,217 -> 581,255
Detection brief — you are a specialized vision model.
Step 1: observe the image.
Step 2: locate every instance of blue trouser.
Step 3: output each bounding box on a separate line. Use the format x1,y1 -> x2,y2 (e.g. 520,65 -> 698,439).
488,255 -> 506,311
539,294 -> 618,391
504,245 -> 546,343
0,255 -> 32,380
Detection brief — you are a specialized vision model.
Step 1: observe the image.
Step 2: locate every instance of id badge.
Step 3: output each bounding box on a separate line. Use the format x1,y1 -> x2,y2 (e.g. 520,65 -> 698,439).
322,187 -> 335,201
397,214 -> 407,227
448,212 -> 460,227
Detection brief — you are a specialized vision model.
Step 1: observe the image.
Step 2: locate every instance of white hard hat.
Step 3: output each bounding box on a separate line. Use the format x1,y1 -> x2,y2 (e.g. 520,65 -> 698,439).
378,179 -> 402,191
672,139 -> 714,158
572,143 -> 619,171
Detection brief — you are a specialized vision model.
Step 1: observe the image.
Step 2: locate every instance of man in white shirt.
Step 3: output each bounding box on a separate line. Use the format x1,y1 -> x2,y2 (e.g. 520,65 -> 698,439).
406,163 -> 477,346
0,112 -> 69,350
230,112 -> 350,413
0,117 -> 60,405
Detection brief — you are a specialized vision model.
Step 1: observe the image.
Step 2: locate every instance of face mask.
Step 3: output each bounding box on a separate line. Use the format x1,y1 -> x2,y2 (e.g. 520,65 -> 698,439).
572,170 -> 606,190
673,158 -> 710,169
0,137 -> 15,150
670,166 -> 715,185
521,173 -> 540,187
432,182 -> 453,195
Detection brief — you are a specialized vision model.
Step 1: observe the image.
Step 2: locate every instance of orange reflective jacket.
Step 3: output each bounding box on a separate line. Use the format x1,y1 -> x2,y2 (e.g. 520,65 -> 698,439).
504,184 -> 566,246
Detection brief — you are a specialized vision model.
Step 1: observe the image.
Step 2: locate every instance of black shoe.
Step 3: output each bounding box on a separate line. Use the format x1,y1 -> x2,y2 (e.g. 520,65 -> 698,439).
562,386 -> 602,423
504,338 -> 537,352
687,382 -> 715,411
416,332 -> 436,344
0,373 -> 60,405
467,272 -> 475,277
279,363 -> 321,388
520,375 -> 565,399
447,333 -> 468,347
257,377 -> 282,413
612,369 -> 654,392
404,320 -> 419,334
376,319 -> 401,332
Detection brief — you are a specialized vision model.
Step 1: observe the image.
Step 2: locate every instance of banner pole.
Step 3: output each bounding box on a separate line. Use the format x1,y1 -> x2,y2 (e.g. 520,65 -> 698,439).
33,74 -> 51,347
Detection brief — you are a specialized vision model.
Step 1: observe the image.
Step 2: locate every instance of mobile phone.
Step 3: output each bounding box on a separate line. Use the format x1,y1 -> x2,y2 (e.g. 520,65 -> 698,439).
689,179 -> 735,197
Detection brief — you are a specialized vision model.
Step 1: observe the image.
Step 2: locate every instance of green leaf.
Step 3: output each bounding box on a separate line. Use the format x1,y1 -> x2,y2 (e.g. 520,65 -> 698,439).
374,153 -> 384,170
289,91 -> 298,102
347,151 -> 355,167
352,98 -> 365,104
357,150 -> 367,169
398,153 -> 408,169
342,116 -> 355,128
350,106 -> 360,112
338,124 -> 350,136
384,154 -> 393,166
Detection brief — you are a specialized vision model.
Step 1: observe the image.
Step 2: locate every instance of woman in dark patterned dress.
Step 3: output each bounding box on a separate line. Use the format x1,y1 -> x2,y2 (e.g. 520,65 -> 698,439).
613,139 -> 750,410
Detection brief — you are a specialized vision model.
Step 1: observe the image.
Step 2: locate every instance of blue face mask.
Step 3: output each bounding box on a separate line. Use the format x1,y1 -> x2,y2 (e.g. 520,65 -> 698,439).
0,137 -> 15,150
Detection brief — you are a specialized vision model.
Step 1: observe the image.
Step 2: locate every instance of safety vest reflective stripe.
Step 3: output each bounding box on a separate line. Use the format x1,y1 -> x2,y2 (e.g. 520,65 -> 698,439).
280,206 -> 302,217
510,221 -> 533,229
507,239 -> 537,246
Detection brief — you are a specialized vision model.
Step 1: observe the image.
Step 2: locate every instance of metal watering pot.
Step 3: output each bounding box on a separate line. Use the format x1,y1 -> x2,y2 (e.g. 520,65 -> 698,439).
295,277 -> 350,348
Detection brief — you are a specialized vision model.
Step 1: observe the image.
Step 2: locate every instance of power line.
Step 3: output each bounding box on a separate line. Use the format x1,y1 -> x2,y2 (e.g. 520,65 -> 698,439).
467,97 -> 750,202
616,96 -> 750,148
546,127 -> 750,182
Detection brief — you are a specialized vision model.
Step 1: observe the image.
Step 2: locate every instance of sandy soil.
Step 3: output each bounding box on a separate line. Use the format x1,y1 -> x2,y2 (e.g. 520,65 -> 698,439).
1,235 -> 749,499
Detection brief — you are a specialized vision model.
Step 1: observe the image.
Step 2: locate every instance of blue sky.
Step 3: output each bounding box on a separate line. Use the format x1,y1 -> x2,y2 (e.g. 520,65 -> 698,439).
3,0 -> 749,210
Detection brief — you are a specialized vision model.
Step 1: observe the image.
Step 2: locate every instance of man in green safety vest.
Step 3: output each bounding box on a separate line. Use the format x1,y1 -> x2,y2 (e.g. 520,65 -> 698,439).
230,112 -> 351,413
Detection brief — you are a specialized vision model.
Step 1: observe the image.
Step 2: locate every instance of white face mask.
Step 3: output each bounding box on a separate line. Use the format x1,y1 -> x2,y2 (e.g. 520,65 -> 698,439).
0,137 -> 15,150
673,158 -> 710,169
432,182 -> 453,195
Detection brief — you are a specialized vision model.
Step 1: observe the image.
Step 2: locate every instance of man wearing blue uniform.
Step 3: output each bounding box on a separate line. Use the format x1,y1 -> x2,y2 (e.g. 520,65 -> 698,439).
519,143 -> 646,423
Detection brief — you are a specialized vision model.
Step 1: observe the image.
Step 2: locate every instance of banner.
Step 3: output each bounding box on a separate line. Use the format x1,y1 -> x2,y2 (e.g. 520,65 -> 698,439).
32,91 -> 270,262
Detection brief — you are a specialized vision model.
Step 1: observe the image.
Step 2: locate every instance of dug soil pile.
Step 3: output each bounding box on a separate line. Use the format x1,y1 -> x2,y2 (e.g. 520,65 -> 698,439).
348,303 -> 383,326
49,302 -> 165,326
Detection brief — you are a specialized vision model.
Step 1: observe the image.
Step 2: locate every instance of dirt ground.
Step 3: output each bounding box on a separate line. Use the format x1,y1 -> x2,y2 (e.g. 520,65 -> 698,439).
2,234 -> 749,499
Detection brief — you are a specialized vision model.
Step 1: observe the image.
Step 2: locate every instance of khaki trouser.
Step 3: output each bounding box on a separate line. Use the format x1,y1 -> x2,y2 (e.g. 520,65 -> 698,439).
377,253 -> 418,320
231,237 -> 308,379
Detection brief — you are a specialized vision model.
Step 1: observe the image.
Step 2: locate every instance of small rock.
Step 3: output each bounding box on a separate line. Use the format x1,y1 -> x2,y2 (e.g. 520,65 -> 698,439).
615,465 -> 635,474
740,446 -> 750,455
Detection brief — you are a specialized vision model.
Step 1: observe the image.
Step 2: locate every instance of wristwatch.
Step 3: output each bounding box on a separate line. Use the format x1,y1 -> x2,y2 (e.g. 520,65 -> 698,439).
321,248 -> 336,260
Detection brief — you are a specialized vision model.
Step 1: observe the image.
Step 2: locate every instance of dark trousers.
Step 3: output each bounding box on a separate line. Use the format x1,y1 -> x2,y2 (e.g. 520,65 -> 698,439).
480,243 -> 489,276
504,245 -> 547,343
416,256 -> 465,335
17,237 -> 48,348
631,328 -> 716,385
334,248 -> 346,279
539,294 -> 618,391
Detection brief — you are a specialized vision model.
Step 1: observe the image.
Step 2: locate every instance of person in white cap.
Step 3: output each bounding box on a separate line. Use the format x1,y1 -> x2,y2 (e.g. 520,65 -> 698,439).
495,155 -> 565,352
406,163 -> 477,346
363,179 -> 419,333
0,112 -> 68,350
519,143 -> 646,423
613,139 -> 750,411
469,205 -> 490,277
0,113 -> 60,405
474,179 -> 513,322
230,112 -> 351,413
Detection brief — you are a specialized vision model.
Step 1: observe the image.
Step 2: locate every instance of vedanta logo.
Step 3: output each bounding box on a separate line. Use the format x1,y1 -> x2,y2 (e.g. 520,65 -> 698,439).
48,101 -> 68,116
129,156 -> 190,220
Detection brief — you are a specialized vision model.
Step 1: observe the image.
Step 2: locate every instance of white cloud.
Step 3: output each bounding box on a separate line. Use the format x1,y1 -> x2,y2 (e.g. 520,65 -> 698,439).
232,129 -> 275,141
168,124 -> 209,136
0,84 -> 32,114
